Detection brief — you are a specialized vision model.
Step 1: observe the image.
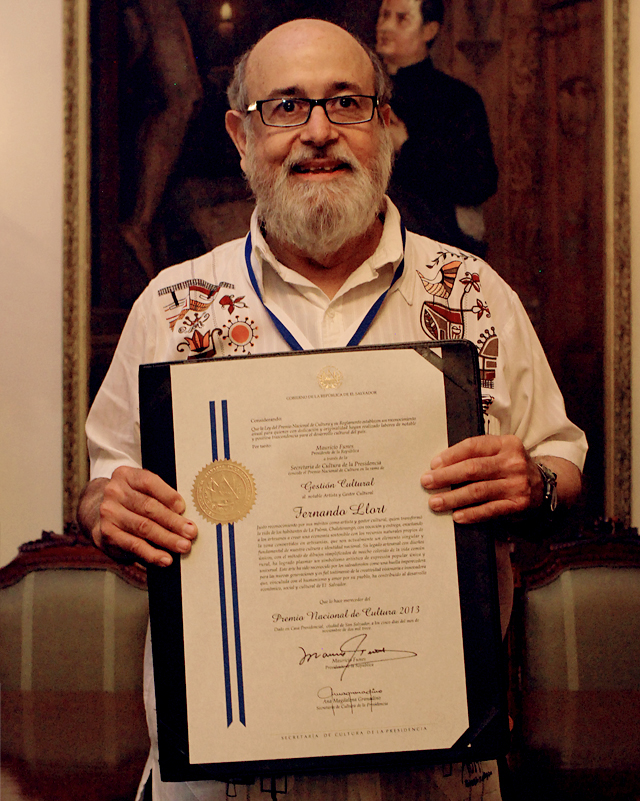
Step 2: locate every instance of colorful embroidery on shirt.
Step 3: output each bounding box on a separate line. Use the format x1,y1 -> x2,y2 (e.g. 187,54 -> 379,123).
219,294 -> 247,314
418,259 -> 461,298
477,327 -> 498,389
177,327 -> 223,360
417,250 -> 499,414
173,312 -> 210,334
222,317 -> 259,352
418,255 -> 492,341
481,394 -> 495,415
158,278 -> 234,330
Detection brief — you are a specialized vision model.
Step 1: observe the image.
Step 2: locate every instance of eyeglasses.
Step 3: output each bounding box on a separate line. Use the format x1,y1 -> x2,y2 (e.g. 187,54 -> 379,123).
246,95 -> 379,128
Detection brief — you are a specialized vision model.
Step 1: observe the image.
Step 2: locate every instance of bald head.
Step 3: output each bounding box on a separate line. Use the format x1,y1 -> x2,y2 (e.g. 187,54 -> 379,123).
250,20 -> 369,70
228,20 -> 391,113
248,21 -> 373,101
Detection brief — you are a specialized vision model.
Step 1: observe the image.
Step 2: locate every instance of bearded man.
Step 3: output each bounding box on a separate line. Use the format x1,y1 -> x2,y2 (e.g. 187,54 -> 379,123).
78,18 -> 586,801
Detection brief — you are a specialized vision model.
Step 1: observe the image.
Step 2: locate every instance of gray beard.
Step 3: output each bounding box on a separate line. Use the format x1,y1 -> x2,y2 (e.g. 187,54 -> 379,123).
244,130 -> 394,262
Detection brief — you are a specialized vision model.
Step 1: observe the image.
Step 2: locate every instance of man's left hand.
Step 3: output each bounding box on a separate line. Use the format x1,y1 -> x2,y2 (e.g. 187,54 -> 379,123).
421,434 -> 556,524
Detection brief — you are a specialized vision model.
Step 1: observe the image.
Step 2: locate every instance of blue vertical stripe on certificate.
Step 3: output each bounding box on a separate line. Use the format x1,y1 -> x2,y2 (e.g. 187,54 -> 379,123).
209,401 -> 219,461
221,400 -> 231,460
216,522 -> 233,727
209,398 -> 246,726
211,400 -> 232,724
228,523 -> 246,725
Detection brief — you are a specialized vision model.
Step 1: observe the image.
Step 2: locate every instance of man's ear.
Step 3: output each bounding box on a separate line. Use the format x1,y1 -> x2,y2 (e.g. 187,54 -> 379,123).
225,110 -> 248,172
422,20 -> 440,45
379,102 -> 392,127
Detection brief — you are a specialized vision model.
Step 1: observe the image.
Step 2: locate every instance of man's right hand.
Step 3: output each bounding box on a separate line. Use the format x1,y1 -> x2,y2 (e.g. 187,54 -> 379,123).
77,467 -> 198,567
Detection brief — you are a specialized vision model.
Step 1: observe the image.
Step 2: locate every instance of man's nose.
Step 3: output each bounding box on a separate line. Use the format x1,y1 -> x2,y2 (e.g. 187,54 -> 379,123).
300,104 -> 338,146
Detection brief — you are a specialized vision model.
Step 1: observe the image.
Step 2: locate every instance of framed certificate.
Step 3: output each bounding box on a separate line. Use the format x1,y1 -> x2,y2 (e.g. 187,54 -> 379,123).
139,341 -> 508,782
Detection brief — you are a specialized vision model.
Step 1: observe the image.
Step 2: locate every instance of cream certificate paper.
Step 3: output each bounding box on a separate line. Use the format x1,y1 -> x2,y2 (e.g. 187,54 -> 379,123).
170,347 -> 468,765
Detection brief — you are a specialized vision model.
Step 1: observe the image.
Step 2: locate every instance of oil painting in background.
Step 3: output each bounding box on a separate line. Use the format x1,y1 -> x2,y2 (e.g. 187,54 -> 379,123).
90,0 -> 604,523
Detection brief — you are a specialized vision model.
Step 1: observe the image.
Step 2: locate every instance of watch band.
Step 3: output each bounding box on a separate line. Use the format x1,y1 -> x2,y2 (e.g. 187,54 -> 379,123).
535,462 -> 558,514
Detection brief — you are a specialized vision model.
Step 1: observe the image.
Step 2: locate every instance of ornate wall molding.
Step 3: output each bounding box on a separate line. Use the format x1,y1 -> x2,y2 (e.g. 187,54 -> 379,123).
62,0 -> 90,525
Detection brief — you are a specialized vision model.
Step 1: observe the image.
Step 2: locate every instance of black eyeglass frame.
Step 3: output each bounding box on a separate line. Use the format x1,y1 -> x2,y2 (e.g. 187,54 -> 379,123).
245,95 -> 380,128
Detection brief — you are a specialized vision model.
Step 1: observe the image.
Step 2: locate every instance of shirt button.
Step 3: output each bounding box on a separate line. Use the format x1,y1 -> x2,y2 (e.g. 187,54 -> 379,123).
326,309 -> 335,320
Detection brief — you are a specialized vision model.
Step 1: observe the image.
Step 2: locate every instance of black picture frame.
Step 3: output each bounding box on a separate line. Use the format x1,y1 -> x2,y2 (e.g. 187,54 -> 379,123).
139,340 -> 508,782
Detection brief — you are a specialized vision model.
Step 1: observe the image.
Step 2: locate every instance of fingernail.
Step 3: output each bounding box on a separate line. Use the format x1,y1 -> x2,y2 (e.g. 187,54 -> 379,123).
429,496 -> 443,511
452,511 -> 464,523
160,555 -> 172,567
422,473 -> 434,488
183,521 -> 197,538
176,539 -> 191,553
430,456 -> 443,470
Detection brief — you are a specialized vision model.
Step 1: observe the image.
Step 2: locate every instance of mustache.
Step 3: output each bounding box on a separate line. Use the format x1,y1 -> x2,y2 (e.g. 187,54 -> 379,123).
283,146 -> 361,174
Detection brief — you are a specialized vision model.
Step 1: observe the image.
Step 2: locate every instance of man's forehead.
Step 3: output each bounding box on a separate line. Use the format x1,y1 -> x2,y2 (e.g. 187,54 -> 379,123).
245,20 -> 375,100
380,0 -> 423,17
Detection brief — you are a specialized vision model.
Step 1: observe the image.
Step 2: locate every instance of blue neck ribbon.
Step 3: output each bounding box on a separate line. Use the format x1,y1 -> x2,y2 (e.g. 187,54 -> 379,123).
243,222 -> 406,351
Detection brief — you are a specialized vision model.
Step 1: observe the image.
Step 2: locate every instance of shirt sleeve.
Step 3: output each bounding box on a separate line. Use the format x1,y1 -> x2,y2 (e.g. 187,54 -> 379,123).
86,292 -> 156,480
488,277 -> 588,471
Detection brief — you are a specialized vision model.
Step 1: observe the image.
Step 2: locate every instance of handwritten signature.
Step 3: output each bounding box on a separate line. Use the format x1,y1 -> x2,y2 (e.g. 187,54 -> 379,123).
298,633 -> 417,680
317,685 -> 382,715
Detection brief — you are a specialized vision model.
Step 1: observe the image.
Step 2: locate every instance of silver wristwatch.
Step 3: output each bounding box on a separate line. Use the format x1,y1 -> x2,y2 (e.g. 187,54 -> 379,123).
535,462 -> 558,515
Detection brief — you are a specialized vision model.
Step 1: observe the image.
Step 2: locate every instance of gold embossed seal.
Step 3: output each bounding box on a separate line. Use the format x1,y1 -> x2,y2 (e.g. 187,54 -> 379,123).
317,365 -> 342,390
192,460 -> 256,525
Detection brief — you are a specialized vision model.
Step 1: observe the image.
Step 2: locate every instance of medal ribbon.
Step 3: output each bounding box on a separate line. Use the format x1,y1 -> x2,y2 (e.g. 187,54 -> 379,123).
244,222 -> 406,351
